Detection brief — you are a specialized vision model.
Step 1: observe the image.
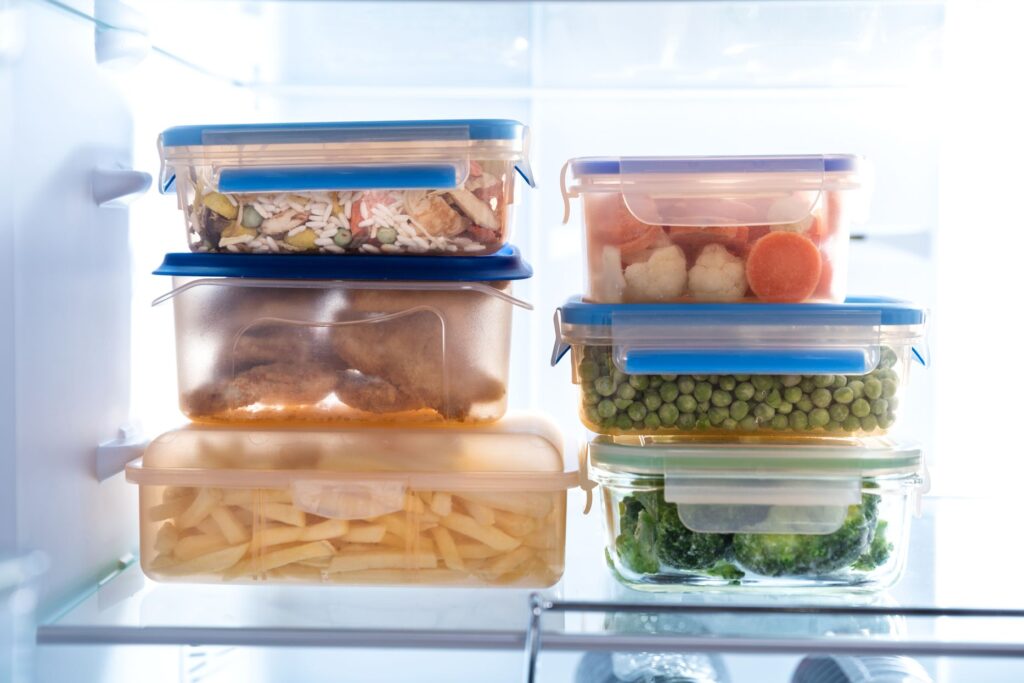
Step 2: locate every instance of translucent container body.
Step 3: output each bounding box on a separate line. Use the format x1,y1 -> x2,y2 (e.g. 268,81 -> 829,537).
561,155 -> 867,304
156,273 -> 528,426
158,120 -> 534,256
553,298 -> 926,439
127,416 -> 576,587
588,438 -> 923,592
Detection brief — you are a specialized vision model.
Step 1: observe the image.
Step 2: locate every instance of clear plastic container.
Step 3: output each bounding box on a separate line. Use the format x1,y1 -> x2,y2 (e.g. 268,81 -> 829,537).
155,248 -> 531,425
560,155 -> 867,303
126,415 -> 577,587
553,297 -> 926,439
0,554 -> 45,683
588,437 -> 924,591
158,119 -> 534,256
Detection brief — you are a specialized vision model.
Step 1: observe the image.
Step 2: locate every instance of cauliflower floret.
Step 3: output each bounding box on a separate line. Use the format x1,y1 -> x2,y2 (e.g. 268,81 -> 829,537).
591,245 -> 628,303
688,243 -> 748,301
623,245 -> 687,301
767,195 -> 815,233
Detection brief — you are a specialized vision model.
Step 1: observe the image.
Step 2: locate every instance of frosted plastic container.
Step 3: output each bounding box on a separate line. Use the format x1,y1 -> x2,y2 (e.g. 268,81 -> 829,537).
588,438 -> 924,591
127,415 -> 576,587
560,155 -> 867,303
553,297 -> 925,439
158,119 -> 534,256
155,248 -> 531,425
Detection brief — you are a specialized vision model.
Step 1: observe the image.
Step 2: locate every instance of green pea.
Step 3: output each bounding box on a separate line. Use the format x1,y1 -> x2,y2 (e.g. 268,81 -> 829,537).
676,395 -> 698,413
814,375 -> 834,388
719,376 -> 737,391
644,413 -> 662,429
739,415 -> 758,431
765,389 -> 782,408
594,376 -> 616,397
834,387 -> 855,404
829,403 -> 850,422
582,388 -> 600,406
809,408 -> 830,427
659,404 -> 680,424
677,413 -> 697,430
735,382 -> 755,401
777,401 -> 793,415
878,414 -> 896,430
848,380 -> 865,399
578,359 -> 599,382
692,375 -> 708,381
832,375 -> 848,388
753,403 -> 776,421
783,387 -> 803,404
708,375 -> 720,384
709,406 -> 729,426
697,401 -> 710,413
659,382 -> 680,403
694,382 -> 713,402
770,414 -> 789,430
842,416 -> 861,432
615,413 -> 634,430
711,390 -> 732,407
811,388 -> 832,408
584,405 -> 600,424
882,379 -> 898,399
629,375 -> 650,391
677,377 -> 695,394
880,346 -> 898,369
643,392 -> 662,411
752,376 -> 774,391
778,375 -> 799,388
695,415 -> 711,429
332,228 -> 354,247
851,398 -> 871,418
660,374 -> 678,382
377,226 -> 398,244
597,399 -> 617,419
730,401 -> 750,421
649,376 -> 663,389
871,399 -> 889,416
753,387 -> 769,402
800,377 -> 816,393
864,378 -> 883,400
721,417 -> 738,430
627,402 -> 647,422
796,397 -> 814,412
614,397 -> 633,410
860,414 -> 879,432
600,416 -> 615,429
826,420 -> 843,432
241,205 -> 264,229
616,383 -> 637,401
790,411 -> 809,430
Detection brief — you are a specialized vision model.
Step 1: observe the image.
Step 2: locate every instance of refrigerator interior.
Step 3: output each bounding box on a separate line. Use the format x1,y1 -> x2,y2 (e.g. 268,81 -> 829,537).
4,0 -> 1024,680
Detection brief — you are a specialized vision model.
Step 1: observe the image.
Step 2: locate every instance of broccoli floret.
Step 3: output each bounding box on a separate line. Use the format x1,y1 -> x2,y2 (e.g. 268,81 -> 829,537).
705,560 -> 745,583
733,496 -> 879,577
852,519 -> 893,571
615,498 -> 659,574
653,497 -> 732,571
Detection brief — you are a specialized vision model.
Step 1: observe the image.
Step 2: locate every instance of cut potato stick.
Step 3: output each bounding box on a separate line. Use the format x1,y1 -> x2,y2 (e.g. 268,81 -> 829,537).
439,513 -> 520,552
429,526 -> 464,571
250,525 -> 304,550
300,518 -> 349,542
379,533 -> 406,549
222,488 -> 292,506
493,510 -> 536,538
403,493 -> 426,514
429,492 -> 452,517
478,546 -> 534,580
378,514 -> 415,541
173,543 -> 248,574
298,557 -> 332,569
220,489 -> 253,506
454,543 -> 504,560
456,492 -> 552,518
343,523 -> 387,544
238,502 -> 305,527
460,499 -> 496,526
154,522 -> 179,554
177,488 -> 223,529
162,486 -> 194,503
522,530 -> 556,550
211,506 -> 249,545
253,541 -> 335,573
327,550 -> 437,574
147,497 -> 191,523
174,533 -> 229,561
196,517 -> 221,537
149,553 -> 176,571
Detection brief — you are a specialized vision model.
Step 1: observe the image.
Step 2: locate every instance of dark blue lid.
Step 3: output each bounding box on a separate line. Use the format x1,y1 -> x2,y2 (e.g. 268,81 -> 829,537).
570,155 -> 860,176
154,245 -> 532,282
161,119 -> 527,147
559,296 -> 924,327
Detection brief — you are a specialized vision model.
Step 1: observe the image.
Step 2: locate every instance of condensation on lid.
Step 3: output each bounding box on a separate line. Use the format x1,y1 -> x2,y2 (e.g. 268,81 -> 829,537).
569,154 -> 861,177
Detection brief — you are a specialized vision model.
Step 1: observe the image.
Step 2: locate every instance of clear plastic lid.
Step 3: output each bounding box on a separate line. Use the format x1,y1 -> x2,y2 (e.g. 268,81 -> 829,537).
552,296 -> 926,376
588,437 -> 923,535
561,154 -> 864,227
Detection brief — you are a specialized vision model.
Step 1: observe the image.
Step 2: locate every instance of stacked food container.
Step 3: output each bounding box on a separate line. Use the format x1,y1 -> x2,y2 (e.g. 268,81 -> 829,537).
130,120 -> 577,587
553,155 -> 928,590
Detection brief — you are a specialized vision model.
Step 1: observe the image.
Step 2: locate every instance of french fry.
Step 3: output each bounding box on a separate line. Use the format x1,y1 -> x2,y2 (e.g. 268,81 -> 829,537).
250,525 -> 304,550
239,502 -> 305,527
326,550 -> 437,574
162,486 -> 193,503
378,514 -> 415,541
429,492 -> 452,517
172,543 -> 249,575
298,557 -> 332,569
197,517 -> 221,537
460,499 -> 496,526
429,526 -> 464,571
439,513 -> 520,552
343,523 -> 387,544
379,533 -> 406,549
478,546 -> 534,581
149,553 -> 176,571
300,518 -> 349,542
454,543 -> 503,560
403,493 -> 426,514
154,522 -> 179,554
174,533 -> 229,561
211,506 -> 249,545
457,492 -> 552,518
177,488 -> 223,529
522,530 -> 556,550
220,489 -> 254,506
493,510 -> 536,538
252,541 -> 335,573
147,497 -> 191,523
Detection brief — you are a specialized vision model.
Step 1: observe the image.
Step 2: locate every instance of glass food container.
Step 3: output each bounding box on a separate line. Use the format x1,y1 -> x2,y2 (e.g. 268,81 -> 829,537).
553,297 -> 925,439
127,414 -> 577,587
158,119 -> 534,256
560,155 -> 867,304
155,247 -> 531,425
588,437 -> 924,591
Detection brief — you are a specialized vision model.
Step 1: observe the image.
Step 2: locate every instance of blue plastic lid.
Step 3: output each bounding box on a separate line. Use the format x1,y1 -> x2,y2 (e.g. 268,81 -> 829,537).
559,296 -> 924,327
160,119 -> 527,147
570,154 -> 860,177
154,245 -> 532,282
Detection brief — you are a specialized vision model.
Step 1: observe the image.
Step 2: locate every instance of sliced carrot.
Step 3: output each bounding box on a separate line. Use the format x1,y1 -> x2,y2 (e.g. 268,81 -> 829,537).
745,231 -> 822,303
813,255 -> 834,299
584,194 -> 662,248
470,160 -> 484,176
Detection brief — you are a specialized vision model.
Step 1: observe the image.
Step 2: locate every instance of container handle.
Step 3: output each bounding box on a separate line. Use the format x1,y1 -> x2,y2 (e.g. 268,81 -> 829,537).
216,163 -> 465,193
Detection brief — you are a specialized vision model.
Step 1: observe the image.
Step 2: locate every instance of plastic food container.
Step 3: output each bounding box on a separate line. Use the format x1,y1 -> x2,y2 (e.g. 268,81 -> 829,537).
553,297 -> 925,438
158,119 -> 534,256
588,437 -> 924,591
560,155 -> 867,303
155,247 -> 531,425
127,415 -> 576,587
